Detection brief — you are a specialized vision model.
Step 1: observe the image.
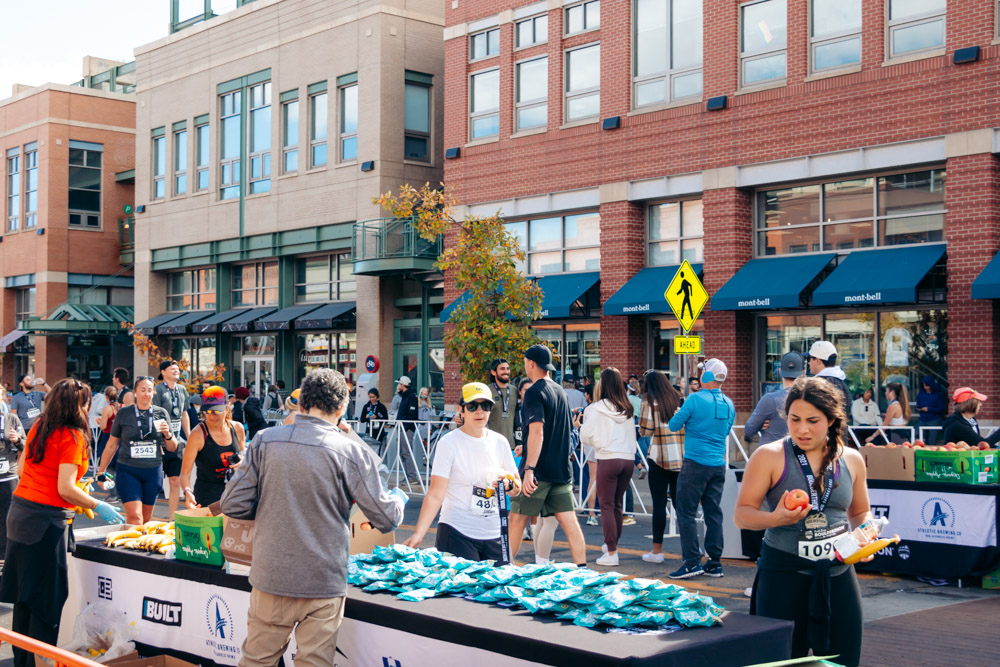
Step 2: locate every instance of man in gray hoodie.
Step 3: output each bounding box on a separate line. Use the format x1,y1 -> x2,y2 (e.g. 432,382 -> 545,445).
808,340 -> 851,423
221,368 -> 406,667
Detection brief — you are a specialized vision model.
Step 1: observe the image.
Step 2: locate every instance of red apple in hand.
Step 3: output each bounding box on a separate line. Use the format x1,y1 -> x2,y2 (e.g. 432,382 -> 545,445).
784,489 -> 810,511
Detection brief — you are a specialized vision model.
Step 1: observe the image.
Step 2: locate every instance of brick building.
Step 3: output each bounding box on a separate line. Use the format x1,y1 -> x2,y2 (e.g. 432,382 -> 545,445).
441,0 -> 1000,422
0,78 -> 136,390
132,0 -> 445,407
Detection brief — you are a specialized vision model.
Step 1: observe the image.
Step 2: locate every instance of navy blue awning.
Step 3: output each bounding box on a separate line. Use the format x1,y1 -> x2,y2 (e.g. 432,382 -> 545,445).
812,244 -> 945,307
222,307 -> 278,333
712,254 -> 836,311
294,302 -> 357,330
134,312 -> 185,335
603,264 -> 703,316
255,304 -> 324,331
158,310 -> 214,335
192,308 -> 244,334
972,252 -> 1000,300
439,272 -> 600,323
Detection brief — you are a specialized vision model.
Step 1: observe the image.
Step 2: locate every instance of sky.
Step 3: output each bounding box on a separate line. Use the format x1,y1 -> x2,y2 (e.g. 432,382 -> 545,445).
0,1 -> 242,99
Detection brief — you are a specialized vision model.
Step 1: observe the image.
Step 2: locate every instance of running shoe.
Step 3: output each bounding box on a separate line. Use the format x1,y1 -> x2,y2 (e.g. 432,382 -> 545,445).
668,563 -> 704,579
638,467 -> 647,480
622,515 -> 637,526
641,552 -> 664,564
595,553 -> 619,567
744,587 -> 753,598
703,561 -> 724,578
586,515 -> 599,526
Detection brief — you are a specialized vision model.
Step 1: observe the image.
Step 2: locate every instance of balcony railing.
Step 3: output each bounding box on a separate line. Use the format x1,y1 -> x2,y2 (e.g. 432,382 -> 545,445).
118,217 -> 135,265
351,217 -> 442,275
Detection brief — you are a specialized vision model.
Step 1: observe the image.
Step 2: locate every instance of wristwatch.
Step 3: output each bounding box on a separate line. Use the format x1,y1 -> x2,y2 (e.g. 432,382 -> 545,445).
525,465 -> 536,472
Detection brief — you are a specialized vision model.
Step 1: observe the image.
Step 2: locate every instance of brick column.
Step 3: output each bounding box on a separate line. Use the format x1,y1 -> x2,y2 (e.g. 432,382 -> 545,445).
599,200 -> 646,376
702,187 -> 755,413
945,154 -> 1000,419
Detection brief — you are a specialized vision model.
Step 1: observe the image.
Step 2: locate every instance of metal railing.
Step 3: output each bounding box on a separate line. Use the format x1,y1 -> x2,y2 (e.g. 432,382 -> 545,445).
0,626 -> 103,667
351,217 -> 442,265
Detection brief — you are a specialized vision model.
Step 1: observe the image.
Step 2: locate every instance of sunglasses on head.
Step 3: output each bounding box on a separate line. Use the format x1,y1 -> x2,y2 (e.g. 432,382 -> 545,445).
464,401 -> 493,413
135,376 -> 155,384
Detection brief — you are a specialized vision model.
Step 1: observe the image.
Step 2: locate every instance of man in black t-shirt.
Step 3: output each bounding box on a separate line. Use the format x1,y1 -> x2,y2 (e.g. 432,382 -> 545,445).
507,344 -> 587,566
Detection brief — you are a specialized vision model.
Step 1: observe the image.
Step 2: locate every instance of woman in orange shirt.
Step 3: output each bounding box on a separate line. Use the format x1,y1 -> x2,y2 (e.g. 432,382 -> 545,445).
0,379 -> 123,667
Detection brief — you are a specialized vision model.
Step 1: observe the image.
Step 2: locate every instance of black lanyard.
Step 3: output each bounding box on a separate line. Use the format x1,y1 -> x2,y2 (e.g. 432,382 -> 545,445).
791,440 -> 835,513
493,382 -> 510,415
134,406 -> 154,439
27,393 -> 38,410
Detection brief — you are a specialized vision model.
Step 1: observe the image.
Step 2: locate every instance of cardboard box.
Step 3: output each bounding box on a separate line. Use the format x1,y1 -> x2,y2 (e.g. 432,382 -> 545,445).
220,516 -> 255,566
173,508 -> 225,567
103,651 -> 139,665
349,505 -> 394,555
103,655 -> 199,667
915,449 -> 999,485
862,446 -> 916,481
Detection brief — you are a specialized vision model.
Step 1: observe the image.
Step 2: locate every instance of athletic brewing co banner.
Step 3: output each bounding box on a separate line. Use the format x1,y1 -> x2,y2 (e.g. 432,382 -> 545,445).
867,487 -> 997,548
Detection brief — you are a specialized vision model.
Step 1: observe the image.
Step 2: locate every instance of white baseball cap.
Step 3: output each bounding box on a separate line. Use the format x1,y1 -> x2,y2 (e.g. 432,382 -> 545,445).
808,340 -> 838,361
396,376 -> 412,386
700,358 -> 728,383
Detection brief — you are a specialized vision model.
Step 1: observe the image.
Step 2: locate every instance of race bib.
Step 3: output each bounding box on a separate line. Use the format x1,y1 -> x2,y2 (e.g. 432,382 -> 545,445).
25,408 -> 41,420
797,522 -> 849,562
0,461 -> 9,474
170,420 -> 182,434
470,486 -> 498,517
130,441 -> 157,459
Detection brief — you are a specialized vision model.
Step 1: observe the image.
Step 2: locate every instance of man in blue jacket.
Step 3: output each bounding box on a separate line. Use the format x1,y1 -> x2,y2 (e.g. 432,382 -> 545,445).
668,358 -> 735,579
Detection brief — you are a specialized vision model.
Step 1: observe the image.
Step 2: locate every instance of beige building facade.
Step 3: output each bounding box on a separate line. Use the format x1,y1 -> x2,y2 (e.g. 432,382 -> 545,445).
133,0 -> 445,402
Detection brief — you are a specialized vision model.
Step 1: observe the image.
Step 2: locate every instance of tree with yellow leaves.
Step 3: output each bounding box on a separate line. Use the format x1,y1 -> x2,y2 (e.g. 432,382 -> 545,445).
374,184 -> 544,381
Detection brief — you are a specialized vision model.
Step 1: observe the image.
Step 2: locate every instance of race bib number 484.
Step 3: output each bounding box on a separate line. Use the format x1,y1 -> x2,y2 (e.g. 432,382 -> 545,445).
470,486 -> 498,517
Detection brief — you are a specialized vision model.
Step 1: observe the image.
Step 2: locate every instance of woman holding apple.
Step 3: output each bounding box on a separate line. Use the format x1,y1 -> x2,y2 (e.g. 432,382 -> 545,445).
735,377 -> 872,667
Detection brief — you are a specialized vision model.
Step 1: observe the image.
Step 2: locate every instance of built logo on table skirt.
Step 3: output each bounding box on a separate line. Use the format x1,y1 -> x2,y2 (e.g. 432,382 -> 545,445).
142,597 -> 182,626
97,576 -> 113,601
919,497 -> 960,541
205,594 -> 241,661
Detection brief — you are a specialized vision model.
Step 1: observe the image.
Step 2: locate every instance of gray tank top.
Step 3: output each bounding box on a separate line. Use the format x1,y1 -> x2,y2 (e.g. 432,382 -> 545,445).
763,437 -> 853,568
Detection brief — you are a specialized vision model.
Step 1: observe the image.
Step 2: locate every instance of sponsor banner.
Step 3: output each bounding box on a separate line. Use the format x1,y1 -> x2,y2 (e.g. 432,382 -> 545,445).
867,487 -> 997,548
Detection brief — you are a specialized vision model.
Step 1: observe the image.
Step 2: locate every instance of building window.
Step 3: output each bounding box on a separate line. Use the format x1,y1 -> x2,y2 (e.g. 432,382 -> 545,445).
248,82 -> 271,194
171,337 -> 218,378
757,169 -> 946,256
634,0 -> 703,107
166,268 -> 217,311
516,56 -> 548,131
506,212 -> 601,275
6,148 -> 20,232
340,84 -> 358,162
740,0 -> 787,87
68,285 -> 133,306
887,0 -> 946,58
565,44 -> 600,121
282,99 -> 299,173
23,143 -> 37,229
565,0 -> 600,35
810,0 -> 862,72
533,323 -> 600,383
404,83 -> 430,161
297,332 -> 357,385
470,69 -> 500,139
294,254 -> 356,303
470,28 -> 500,60
233,261 -> 279,307
15,288 -> 35,324
310,91 -> 328,167
516,14 -> 548,48
152,134 -> 166,200
174,129 -> 187,195
648,199 -> 704,266
219,91 -> 241,200
195,121 -> 209,191
69,141 -> 102,228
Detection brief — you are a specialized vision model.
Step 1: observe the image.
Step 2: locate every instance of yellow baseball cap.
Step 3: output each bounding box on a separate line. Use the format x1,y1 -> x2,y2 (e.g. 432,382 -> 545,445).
462,382 -> 494,404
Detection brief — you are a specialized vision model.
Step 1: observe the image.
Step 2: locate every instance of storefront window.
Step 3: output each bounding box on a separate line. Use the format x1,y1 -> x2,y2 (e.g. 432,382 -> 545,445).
294,254 -> 356,303
651,319 -> 705,385
531,323 -> 600,382
166,268 -> 217,311
762,314 -> 821,393
826,312 -> 876,397
296,333 -> 357,384
170,337 -> 217,378
233,261 -> 279,307
506,212 -> 601,276
758,169 -> 945,256
879,310 -> 947,409
648,199 -> 704,266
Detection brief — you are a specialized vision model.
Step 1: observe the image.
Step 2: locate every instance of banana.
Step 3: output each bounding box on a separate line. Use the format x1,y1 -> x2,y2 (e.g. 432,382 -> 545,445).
140,521 -> 168,535
105,530 -> 141,545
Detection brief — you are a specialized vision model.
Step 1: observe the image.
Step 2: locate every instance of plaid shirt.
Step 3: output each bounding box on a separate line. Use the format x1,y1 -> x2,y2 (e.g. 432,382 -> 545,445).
638,400 -> 684,471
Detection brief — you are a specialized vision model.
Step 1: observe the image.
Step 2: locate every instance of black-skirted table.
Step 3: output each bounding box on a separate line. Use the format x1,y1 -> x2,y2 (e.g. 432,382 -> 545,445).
62,540 -> 794,667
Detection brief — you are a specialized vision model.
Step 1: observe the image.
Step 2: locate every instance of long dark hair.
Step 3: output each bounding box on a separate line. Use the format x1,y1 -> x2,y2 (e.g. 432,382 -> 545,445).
643,371 -> 682,423
27,378 -> 92,464
785,377 -> 845,494
595,367 -> 633,418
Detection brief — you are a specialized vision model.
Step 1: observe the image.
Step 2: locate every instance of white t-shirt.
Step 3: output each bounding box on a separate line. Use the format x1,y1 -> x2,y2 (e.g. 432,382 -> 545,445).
431,427 -> 518,540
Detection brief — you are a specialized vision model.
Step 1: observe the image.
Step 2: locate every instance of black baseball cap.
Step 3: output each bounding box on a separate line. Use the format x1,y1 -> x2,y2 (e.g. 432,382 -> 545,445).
524,344 -> 556,371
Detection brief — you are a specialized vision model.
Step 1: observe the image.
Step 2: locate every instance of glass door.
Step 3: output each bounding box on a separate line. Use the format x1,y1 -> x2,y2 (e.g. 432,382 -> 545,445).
242,356 -> 274,398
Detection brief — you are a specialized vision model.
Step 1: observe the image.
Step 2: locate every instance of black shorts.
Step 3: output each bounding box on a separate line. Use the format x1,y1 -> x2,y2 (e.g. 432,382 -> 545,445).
435,523 -> 502,562
161,453 -> 182,478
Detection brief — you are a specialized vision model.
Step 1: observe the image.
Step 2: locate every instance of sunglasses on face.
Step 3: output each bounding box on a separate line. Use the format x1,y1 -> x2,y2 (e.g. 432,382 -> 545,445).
464,401 -> 493,413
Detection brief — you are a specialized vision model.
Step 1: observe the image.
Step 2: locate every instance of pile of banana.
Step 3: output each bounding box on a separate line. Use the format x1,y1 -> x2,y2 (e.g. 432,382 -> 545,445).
104,521 -> 175,554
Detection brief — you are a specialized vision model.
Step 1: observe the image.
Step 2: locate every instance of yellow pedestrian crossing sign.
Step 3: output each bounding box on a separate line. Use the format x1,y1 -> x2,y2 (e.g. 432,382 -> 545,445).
665,260 -> 708,333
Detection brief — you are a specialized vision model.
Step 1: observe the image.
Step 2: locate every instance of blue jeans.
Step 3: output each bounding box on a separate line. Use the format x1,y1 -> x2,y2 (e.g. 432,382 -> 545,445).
676,459 -> 726,567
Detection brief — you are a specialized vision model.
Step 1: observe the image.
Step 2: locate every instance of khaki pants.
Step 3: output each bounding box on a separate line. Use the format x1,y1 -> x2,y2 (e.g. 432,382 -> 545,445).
240,589 -> 346,667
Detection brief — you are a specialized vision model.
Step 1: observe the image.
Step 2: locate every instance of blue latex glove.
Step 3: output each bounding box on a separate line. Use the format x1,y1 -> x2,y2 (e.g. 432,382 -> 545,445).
94,501 -> 125,524
389,487 -> 409,506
